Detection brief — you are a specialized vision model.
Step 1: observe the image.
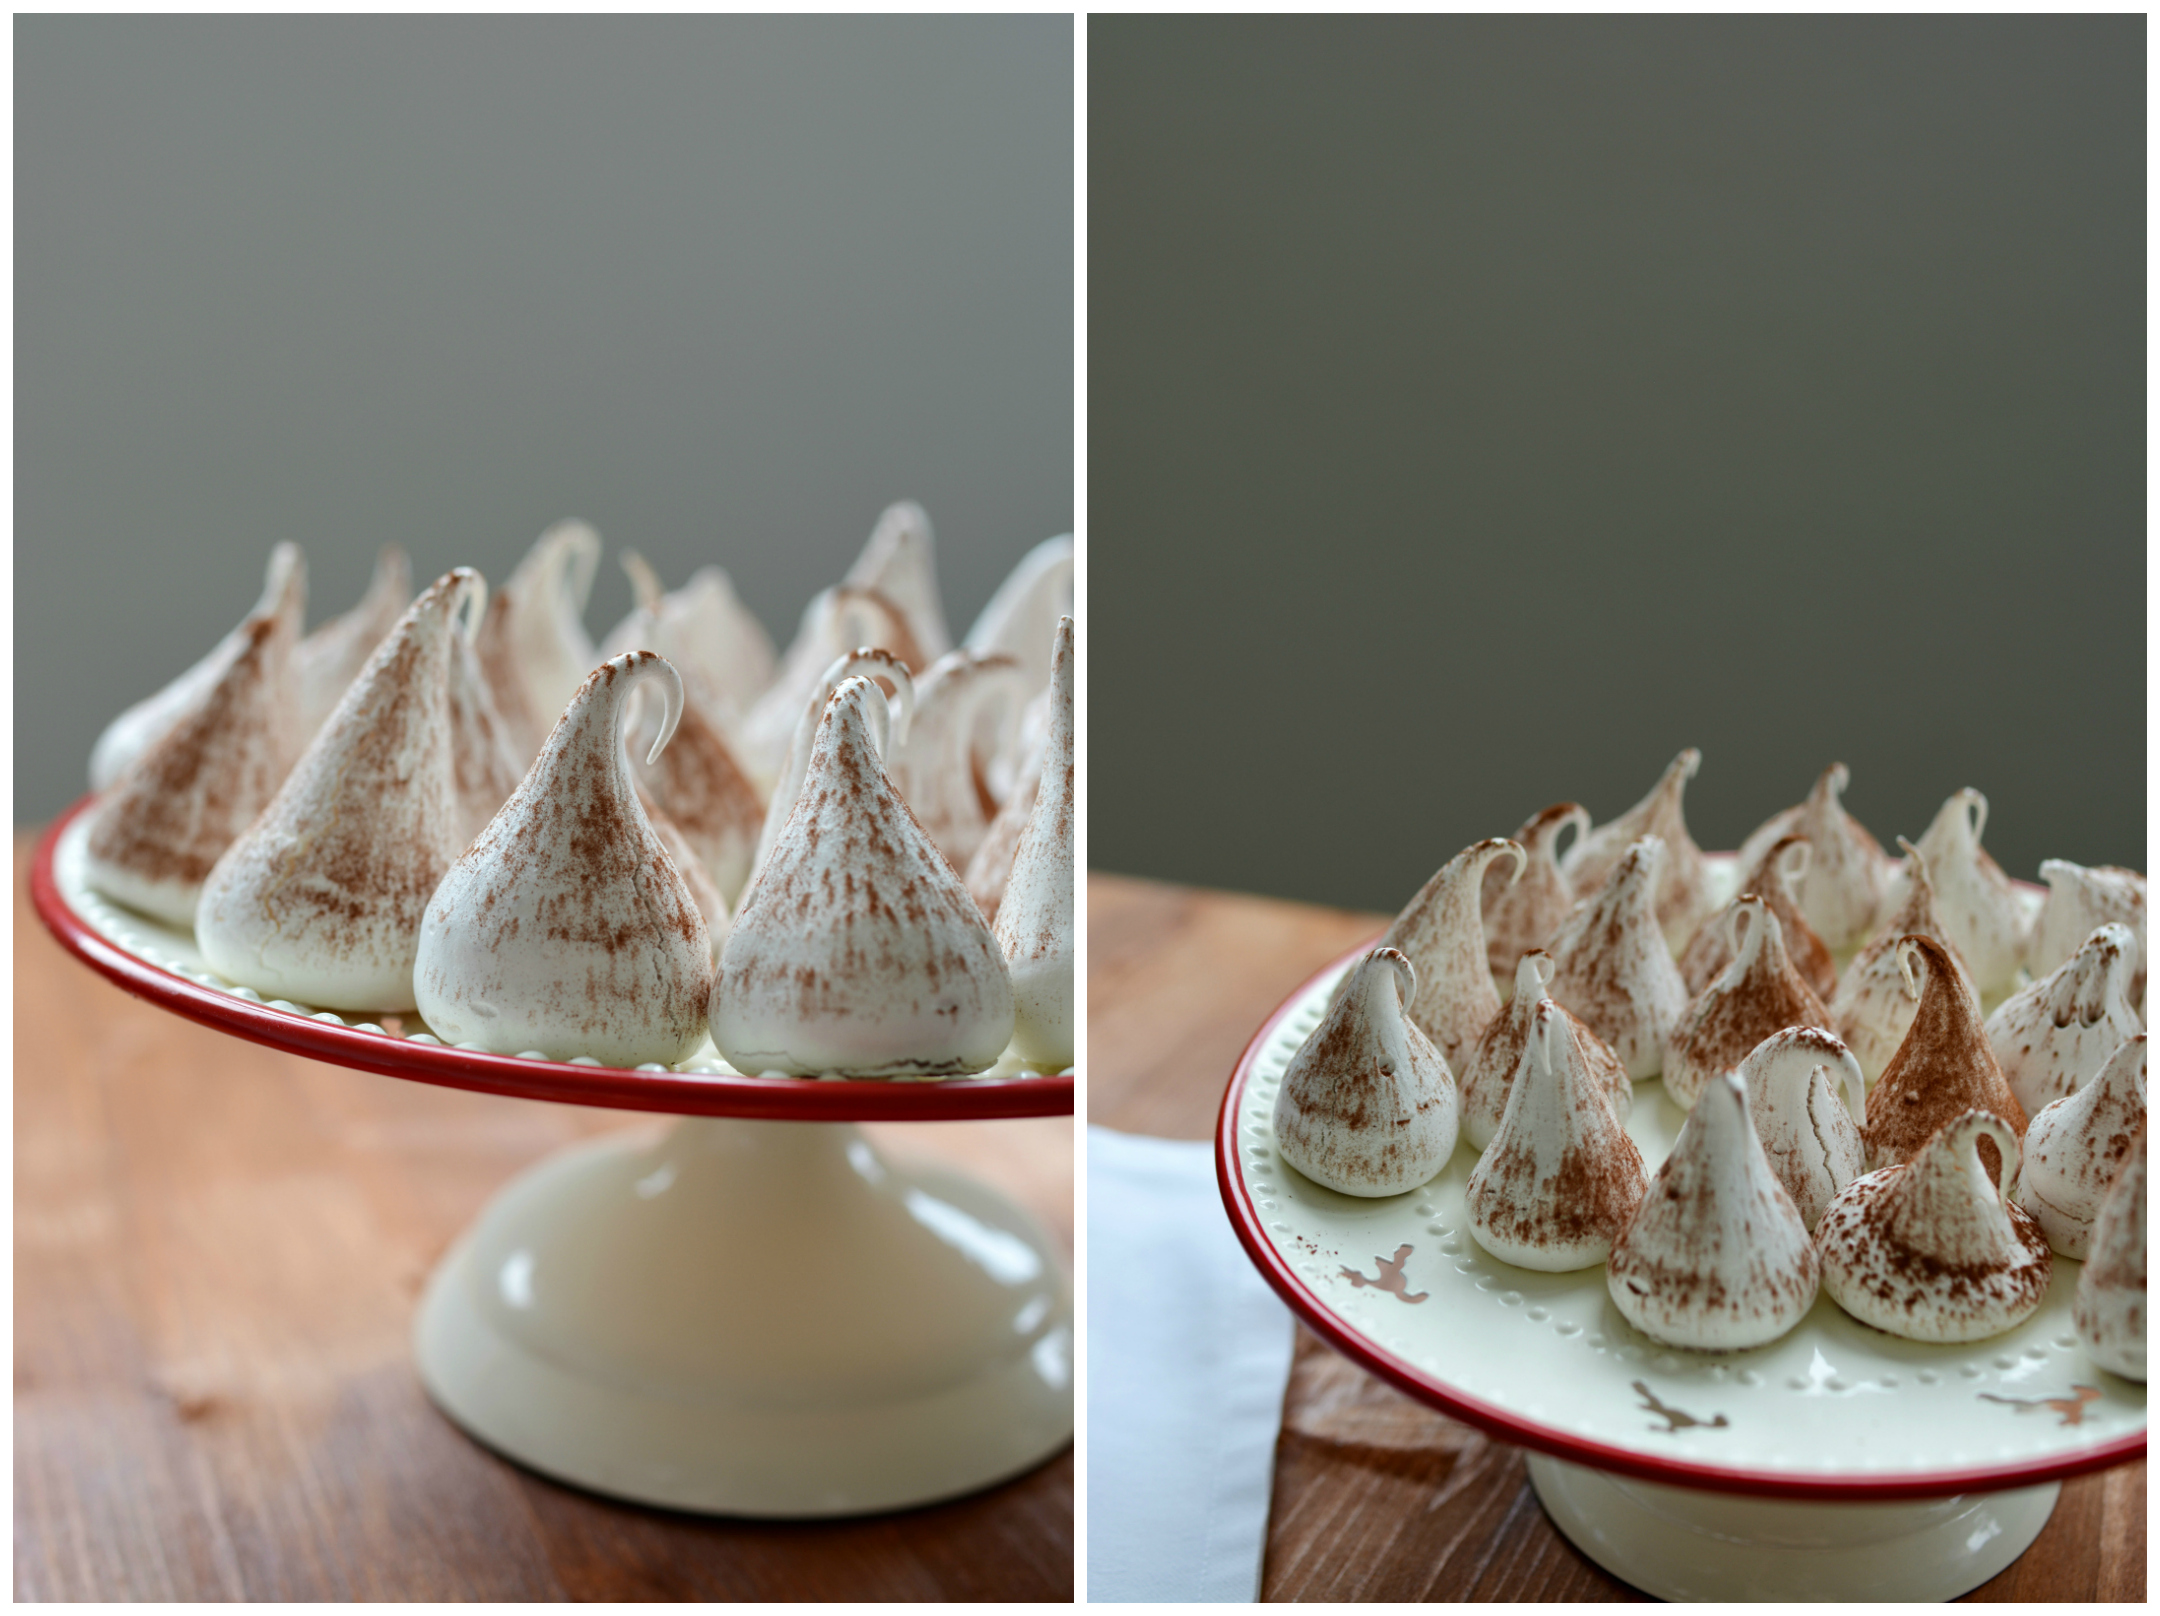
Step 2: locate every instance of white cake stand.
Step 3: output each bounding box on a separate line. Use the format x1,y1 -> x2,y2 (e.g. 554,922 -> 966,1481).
1216,892 -> 2144,1601
35,800 -> 1074,1517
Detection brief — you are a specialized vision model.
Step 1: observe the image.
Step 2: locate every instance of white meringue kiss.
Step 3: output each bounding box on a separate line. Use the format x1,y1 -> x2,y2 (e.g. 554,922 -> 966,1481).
1664,897 -> 1834,1113
2017,1033 -> 2146,1260
1986,923 -> 2142,1117
474,520 -> 602,766
1356,838 -> 1525,1073
1275,947 -> 1458,1197
1607,1070 -> 1820,1351
709,676 -> 1012,1078
1830,837 -> 1975,1085
1459,951 -> 1631,1152
1465,999 -> 1646,1271
1733,763 -> 1892,953
1736,1026 -> 1867,1231
1817,1109 -> 2052,1345
1562,748 -> 1716,952
417,652 -> 712,1066
2073,1125 -> 2147,1381
993,617 -> 1075,1071
200,570 -> 484,1011
85,545 -> 308,926
293,543 -> 412,740
1481,803 -> 1587,980
1546,837 -> 1690,1081
2029,860 -> 2146,1013
1885,790 -> 2031,999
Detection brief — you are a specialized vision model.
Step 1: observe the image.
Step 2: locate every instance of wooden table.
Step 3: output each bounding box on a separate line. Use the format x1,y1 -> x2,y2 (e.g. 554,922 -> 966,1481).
13,829 -> 1072,1601
1090,871 -> 2146,1603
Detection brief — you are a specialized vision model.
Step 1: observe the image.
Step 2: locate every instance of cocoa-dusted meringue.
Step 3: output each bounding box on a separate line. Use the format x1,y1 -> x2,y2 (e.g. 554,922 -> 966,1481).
2017,1033 -> 2146,1259
644,793 -> 732,962
1607,1070 -> 1821,1351
743,647 -> 916,901
1830,838 -> 1975,1085
1733,763 -> 1891,952
963,533 -> 1073,695
886,649 -> 1031,874
708,676 -> 1012,1078
2028,860 -> 2146,1012
1458,951 -> 1630,1151
1464,998 -> 1647,1270
993,617 -> 1074,1070
1561,749 -> 1715,951
1351,838 -> 1525,1073
1680,835 -> 1837,1003
740,586 -> 926,786
624,677 -> 767,906
1736,1026 -> 1867,1230
1480,803 -> 1588,979
416,652 -> 711,1066
1816,1109 -> 2052,1344
1864,935 -> 2028,1172
84,545 -> 308,925
1545,838 -> 1690,1080
962,735 -> 1041,924
293,543 -> 413,738
474,520 -> 602,766
2073,1125 -> 2146,1381
1883,789 -> 2031,998
1274,948 -> 1458,1196
843,499 -> 953,663
445,580 -> 525,849
1986,924 -> 2142,1117
89,544 -> 307,793
1663,897 -> 1834,1113
197,571 -> 483,1010
598,551 -> 776,729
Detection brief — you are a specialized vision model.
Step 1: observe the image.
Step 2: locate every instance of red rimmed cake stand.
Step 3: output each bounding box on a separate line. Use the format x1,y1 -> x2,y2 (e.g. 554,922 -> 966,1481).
1215,867 -> 2144,1601
34,798 -> 1072,1518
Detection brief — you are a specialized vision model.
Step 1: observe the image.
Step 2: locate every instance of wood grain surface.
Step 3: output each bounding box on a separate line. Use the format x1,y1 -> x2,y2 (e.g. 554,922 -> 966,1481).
14,830 -> 1072,1602
1089,869 -> 2147,1603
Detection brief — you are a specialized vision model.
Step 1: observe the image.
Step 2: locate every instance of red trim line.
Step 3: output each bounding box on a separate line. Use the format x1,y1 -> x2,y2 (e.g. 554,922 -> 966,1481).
1215,934 -> 2144,1501
31,798 -> 1071,1124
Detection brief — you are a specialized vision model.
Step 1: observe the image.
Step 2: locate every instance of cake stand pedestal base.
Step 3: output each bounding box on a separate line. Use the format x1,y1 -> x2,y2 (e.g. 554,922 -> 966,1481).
414,1114 -> 1073,1517
1527,1454 -> 2057,1601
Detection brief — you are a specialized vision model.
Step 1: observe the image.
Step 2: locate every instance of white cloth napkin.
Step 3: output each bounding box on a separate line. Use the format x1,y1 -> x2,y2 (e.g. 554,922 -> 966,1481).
1086,1126 -> 1297,1603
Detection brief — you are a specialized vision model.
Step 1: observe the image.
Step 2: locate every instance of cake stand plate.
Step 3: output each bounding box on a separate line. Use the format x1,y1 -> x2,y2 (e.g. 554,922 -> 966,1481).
1216,902 -> 2144,1599
34,800 -> 1074,1516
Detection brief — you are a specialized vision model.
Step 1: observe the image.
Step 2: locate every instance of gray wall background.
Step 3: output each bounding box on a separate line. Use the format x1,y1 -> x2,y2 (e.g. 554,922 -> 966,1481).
1092,15 -> 2144,914
18,16 -> 1072,823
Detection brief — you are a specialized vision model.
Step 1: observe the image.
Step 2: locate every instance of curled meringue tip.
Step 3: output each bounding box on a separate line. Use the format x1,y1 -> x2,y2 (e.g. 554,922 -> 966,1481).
825,647 -> 916,747
1363,945 -> 1419,1010
1514,949 -> 1555,996
619,550 -> 665,615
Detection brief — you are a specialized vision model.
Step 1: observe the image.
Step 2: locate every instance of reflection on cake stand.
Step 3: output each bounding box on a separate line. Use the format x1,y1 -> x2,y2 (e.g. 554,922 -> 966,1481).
1216,900 -> 2143,1601
34,800 -> 1073,1517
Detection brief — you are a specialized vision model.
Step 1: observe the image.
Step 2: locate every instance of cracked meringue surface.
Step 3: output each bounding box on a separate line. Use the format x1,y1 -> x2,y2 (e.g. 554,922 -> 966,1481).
1737,1025 -> 1867,1232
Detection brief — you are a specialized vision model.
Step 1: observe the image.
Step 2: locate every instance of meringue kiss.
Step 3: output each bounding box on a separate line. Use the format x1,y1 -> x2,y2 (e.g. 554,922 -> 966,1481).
474,520 -> 602,766
1817,1109 -> 2052,1344
293,543 -> 413,739
1544,837 -> 1690,1081
198,570 -> 484,1011
2017,1033 -> 2146,1260
1358,838 -> 1525,1073
992,618 -> 1075,1072
1888,790 -> 2031,999
1481,803 -> 1588,980
1985,923 -> 2142,1117
708,676 -> 1013,1078
1679,836 -> 1836,1004
1458,951 -> 1631,1152
1607,1070 -> 1821,1352
1562,749 -> 1716,951
415,652 -> 712,1066
1829,838 -> 1975,1085
1733,763 -> 1891,953
1663,897 -> 1834,1113
84,545 -> 308,926
2073,1125 -> 2147,1381
1736,1026 -> 1867,1231
1275,947 -> 1459,1197
2028,860 -> 2147,1011
1465,998 -> 1647,1271
1865,936 -> 2028,1173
